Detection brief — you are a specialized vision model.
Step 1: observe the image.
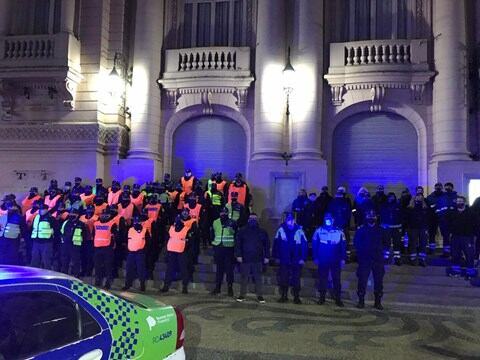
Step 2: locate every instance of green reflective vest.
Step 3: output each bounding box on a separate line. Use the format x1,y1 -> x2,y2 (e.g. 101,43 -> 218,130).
212,219 -> 235,247
0,216 -> 21,239
61,220 -> 83,246
32,215 -> 54,240
226,203 -> 241,222
207,191 -> 222,206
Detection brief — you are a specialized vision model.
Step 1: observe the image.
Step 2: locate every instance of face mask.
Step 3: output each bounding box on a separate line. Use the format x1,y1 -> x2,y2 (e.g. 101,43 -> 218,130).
435,188 -> 442,193
457,204 -> 465,210
188,200 -> 196,207
286,220 -> 294,228
29,192 -> 36,197
134,223 -> 142,231
39,209 -> 48,216
248,219 -> 258,227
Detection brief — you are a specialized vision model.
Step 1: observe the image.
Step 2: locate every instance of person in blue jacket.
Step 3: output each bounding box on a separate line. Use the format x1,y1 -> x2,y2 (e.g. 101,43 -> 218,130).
312,213 -> 346,307
272,212 -> 307,304
354,209 -> 389,310
379,192 -> 403,266
435,182 -> 457,257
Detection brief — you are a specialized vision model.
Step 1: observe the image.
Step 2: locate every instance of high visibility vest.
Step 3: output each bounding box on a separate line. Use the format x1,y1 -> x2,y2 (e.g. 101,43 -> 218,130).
128,227 -> 147,252
25,209 -> 38,228
111,214 -> 122,227
21,195 -> 41,215
167,225 -> 189,253
119,203 -> 135,225
216,180 -> 227,193
45,194 -> 61,210
177,192 -> 188,210
61,220 -> 83,246
94,203 -> 107,216
212,219 -> 235,247
108,190 -> 122,206
94,220 -> 115,248
185,204 -> 202,222
181,177 -> 195,193
130,194 -> 144,212
226,203 -> 242,222
80,193 -> 95,206
79,214 -> 98,237
0,215 -> 21,239
53,211 -> 69,221
168,191 -> 178,202
159,192 -> 170,204
142,218 -> 154,235
145,203 -> 161,220
228,184 -> 247,206
206,191 -> 222,206
31,215 -> 54,240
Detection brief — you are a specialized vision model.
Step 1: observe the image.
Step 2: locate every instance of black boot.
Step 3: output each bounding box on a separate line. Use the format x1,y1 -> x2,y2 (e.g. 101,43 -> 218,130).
277,287 -> 288,303
227,284 -> 234,297
374,293 -> 383,310
317,292 -> 326,305
357,294 -> 365,309
335,297 -> 345,307
293,289 -> 301,305
140,281 -> 146,292
211,285 -> 221,296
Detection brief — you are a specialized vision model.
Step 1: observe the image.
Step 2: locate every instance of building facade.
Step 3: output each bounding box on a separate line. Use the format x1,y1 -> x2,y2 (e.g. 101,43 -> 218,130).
0,0 -> 479,219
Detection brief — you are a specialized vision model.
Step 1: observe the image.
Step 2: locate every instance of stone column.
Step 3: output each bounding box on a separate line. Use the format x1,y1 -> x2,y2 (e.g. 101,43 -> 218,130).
290,0 -> 323,160
0,0 -> 12,35
431,0 -> 470,162
61,0 -> 75,34
127,0 -> 163,180
251,0 -> 287,160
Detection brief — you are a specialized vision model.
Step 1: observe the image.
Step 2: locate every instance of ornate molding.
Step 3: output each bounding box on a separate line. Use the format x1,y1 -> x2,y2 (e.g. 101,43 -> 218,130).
370,85 -> 386,112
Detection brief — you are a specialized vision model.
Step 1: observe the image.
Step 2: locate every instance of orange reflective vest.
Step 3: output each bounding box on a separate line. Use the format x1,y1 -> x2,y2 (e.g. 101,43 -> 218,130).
53,211 -> 69,221
228,183 -> 247,206
21,195 -> 41,215
25,209 -> 39,228
216,180 -> 227,193
119,203 -> 135,225
45,194 -> 61,210
168,191 -> 178,202
185,204 -> 202,222
181,177 -> 195,193
111,214 -> 122,227
94,203 -> 108,216
167,225 -> 189,253
80,193 -> 95,206
142,218 -> 154,235
177,192 -> 188,210
94,220 -> 115,247
130,194 -> 144,212
128,226 -> 147,252
108,190 -> 122,206
80,214 -> 98,237
145,203 -> 161,220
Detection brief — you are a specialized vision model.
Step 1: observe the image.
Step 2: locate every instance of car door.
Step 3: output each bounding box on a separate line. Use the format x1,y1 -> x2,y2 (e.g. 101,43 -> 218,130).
0,283 -> 111,360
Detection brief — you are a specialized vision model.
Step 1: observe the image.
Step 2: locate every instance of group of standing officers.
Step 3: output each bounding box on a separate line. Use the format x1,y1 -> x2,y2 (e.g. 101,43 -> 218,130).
1,173 -> 478,310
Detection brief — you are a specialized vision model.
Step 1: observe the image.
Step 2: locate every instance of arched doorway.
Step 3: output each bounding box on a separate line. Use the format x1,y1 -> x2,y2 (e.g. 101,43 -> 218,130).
333,112 -> 418,195
172,115 -> 247,181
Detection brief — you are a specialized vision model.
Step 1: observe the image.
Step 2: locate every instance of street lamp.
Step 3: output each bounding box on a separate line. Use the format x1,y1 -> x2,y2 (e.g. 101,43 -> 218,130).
282,47 -> 295,165
107,52 -> 132,120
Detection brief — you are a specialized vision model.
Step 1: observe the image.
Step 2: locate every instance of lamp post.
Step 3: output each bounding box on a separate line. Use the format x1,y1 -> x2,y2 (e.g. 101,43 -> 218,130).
282,46 -> 295,166
108,52 -> 132,120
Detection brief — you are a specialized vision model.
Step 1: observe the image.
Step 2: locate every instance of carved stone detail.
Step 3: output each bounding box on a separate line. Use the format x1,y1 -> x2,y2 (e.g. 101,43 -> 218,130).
370,85 -> 386,112
330,85 -> 344,106
410,83 -> 425,104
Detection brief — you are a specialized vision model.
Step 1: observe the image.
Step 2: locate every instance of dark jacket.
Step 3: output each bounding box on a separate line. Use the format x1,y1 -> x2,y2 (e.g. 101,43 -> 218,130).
327,196 -> 352,228
353,224 -> 387,265
61,219 -> 89,246
449,207 -> 478,237
379,201 -> 403,226
405,204 -> 429,230
314,192 -> 332,225
353,197 -> 374,227
0,211 -> 27,240
272,224 -> 307,265
436,191 -> 457,217
234,224 -> 270,263
372,192 -> 388,212
291,196 -> 311,227
312,226 -> 346,264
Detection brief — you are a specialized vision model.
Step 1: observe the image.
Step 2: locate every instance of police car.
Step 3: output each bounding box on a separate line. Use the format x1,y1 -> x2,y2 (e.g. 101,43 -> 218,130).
0,266 -> 185,360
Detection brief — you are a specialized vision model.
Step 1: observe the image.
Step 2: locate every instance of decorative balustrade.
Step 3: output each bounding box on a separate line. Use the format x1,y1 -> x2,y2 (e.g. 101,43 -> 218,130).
2,35 -> 55,60
344,42 -> 411,66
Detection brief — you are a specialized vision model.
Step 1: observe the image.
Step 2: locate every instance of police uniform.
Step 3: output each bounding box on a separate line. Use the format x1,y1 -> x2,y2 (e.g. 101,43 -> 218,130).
312,225 -> 346,303
124,224 -> 150,290
31,213 -> 56,269
60,218 -> 88,277
93,217 -> 118,288
0,211 -> 25,265
211,217 -> 237,295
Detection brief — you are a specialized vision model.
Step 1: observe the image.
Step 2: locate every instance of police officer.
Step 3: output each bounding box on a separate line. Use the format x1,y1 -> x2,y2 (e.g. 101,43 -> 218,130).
130,183 -> 145,213
405,194 -> 429,267
226,191 -> 247,228
372,185 -> 388,212
31,204 -> 57,269
108,180 -> 123,206
93,178 -> 108,197
211,207 -> 237,296
79,204 -> 97,276
379,193 -> 403,265
181,168 -> 198,194
227,173 -> 251,210
272,213 -> 308,304
21,187 -> 42,215
327,186 -> 353,261
93,209 -> 118,289
436,182 -> 457,257
291,189 -> 310,227
24,199 -> 41,264
354,209 -> 388,310
352,187 -> 374,228
447,196 -> 477,279
312,213 -> 346,307
123,215 -> 150,292
0,202 -> 26,265
206,183 -> 224,221
60,208 -> 88,277
314,186 -> 333,227
161,212 -> 196,294
426,183 -> 443,254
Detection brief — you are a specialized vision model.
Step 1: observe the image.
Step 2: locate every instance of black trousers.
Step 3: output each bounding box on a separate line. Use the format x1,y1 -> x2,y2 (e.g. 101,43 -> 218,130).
451,235 -> 475,273
407,228 -> 427,260
356,262 -> 385,297
438,216 -> 452,253
277,263 -> 302,291
81,240 -> 94,276
126,250 -> 146,285
0,238 -> 20,265
384,227 -> 403,258
31,241 -> 53,270
213,247 -> 235,287
427,215 -> 438,250
164,251 -> 189,287
239,262 -> 263,296
60,243 -> 82,277
317,262 -> 342,298
94,247 -> 114,286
